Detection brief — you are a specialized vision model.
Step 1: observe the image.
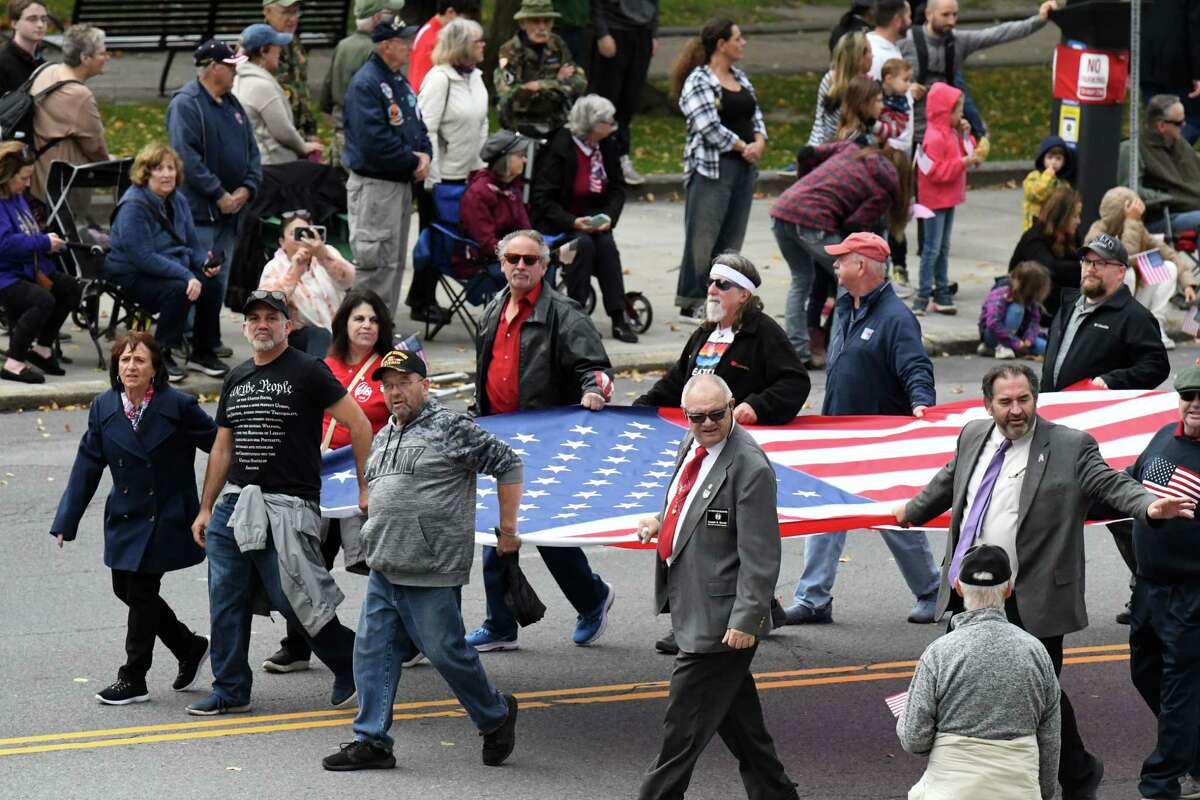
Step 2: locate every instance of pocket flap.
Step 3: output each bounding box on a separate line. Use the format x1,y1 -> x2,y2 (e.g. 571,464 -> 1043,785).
707,579 -> 736,597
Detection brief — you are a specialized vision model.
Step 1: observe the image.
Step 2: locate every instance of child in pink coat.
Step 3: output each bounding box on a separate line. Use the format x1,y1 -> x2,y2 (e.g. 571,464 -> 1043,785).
913,82 -> 979,316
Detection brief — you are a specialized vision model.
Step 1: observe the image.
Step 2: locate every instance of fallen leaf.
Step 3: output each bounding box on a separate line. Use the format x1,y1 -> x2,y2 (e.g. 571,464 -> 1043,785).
439,741 -> 455,747
225,766 -> 242,772
73,677 -> 88,683
838,555 -> 852,563
950,387 -> 964,394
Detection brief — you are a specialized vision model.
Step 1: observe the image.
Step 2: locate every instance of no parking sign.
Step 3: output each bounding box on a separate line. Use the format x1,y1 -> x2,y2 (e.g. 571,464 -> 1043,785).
1052,44 -> 1129,105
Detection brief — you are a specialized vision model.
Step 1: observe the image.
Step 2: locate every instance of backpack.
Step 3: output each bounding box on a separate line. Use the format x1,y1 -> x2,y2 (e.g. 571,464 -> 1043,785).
0,63 -> 82,156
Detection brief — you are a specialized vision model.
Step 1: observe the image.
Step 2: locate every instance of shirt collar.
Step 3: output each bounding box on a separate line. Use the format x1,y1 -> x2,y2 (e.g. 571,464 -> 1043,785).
689,421 -> 735,458
989,418 -> 1036,448
572,136 -> 595,156
1174,420 -> 1200,440
512,279 -> 543,310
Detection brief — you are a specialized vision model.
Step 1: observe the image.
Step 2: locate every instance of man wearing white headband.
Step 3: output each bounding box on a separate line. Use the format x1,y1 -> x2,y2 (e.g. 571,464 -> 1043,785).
635,251 -> 810,654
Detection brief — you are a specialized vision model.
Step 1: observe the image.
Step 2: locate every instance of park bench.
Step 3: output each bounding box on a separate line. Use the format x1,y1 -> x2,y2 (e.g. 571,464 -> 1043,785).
68,0 -> 351,96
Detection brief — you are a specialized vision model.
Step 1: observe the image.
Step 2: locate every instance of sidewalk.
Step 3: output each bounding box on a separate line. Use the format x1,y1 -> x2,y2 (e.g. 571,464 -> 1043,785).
8,185 -> 1182,411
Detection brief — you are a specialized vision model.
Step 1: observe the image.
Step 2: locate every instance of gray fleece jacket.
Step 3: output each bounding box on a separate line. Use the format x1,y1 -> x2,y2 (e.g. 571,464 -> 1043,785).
361,399 -> 522,587
897,607 -> 1061,799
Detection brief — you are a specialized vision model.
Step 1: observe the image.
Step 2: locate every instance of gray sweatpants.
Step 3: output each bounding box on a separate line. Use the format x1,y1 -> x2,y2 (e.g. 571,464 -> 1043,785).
347,172 -> 412,316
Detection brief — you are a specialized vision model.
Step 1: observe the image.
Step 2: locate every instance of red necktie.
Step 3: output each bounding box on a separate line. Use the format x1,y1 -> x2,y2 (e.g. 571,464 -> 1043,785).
658,446 -> 708,561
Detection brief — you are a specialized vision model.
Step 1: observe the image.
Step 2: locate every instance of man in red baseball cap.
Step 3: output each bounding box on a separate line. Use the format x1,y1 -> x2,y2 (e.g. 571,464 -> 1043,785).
780,230 -> 941,627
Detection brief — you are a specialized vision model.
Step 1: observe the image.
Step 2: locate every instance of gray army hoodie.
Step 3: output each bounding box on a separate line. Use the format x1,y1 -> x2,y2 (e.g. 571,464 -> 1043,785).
361,398 -> 522,587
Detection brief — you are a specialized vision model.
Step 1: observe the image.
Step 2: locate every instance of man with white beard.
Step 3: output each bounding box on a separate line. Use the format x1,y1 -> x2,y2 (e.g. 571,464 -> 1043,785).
777,232 -> 942,627
635,251 -> 810,654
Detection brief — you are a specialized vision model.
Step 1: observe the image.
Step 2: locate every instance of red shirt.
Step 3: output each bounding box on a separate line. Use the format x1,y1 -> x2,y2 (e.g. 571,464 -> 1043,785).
321,352 -> 391,449
485,282 -> 542,414
407,16 -> 443,91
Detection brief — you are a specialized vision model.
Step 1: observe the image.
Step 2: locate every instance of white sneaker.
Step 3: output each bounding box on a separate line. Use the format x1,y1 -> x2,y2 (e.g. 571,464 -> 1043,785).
994,345 -> 1016,359
621,155 -> 646,186
1164,336 -> 1178,350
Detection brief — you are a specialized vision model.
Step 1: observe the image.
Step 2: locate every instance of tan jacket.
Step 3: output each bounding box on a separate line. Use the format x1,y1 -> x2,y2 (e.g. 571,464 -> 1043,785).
1086,185 -> 1196,293
30,64 -> 109,201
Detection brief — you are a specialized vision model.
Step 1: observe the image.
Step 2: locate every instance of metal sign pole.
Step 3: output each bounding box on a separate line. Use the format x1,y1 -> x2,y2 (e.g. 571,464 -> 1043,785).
1128,0 -> 1141,193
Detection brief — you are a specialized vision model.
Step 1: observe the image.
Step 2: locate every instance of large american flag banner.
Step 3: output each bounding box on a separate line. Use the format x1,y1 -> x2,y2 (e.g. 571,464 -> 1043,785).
320,387 -> 1179,546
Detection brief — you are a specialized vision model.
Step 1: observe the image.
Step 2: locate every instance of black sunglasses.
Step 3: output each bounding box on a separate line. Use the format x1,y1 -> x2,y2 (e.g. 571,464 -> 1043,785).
1182,391 -> 1200,402
503,253 -> 541,266
684,407 -> 729,424
707,278 -> 735,291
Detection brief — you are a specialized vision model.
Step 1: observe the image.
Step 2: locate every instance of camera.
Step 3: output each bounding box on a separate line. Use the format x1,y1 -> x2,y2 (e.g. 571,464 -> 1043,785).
293,225 -> 326,243
201,251 -> 224,271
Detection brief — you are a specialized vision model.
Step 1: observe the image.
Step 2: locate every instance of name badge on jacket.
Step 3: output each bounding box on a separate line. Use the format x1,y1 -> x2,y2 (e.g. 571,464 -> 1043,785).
861,327 -> 875,341
706,508 -> 730,528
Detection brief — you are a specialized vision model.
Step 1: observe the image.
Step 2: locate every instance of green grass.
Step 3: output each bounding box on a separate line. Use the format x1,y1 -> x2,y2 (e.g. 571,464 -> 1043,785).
97,64 -> 1067,175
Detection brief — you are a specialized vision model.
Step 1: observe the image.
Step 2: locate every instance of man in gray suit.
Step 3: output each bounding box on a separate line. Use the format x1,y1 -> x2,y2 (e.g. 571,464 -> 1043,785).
635,373 -> 798,800
896,363 -> 1194,800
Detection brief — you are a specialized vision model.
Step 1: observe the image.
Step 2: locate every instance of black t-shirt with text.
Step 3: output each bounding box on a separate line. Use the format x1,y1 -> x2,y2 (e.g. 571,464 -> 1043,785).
216,348 -> 347,501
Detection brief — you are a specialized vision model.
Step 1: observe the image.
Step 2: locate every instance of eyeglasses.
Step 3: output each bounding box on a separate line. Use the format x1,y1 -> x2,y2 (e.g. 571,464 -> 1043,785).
282,208 -> 312,221
1182,391 -> 1200,402
503,253 -> 542,266
707,278 -> 735,291
1080,258 -> 1123,269
684,407 -> 729,424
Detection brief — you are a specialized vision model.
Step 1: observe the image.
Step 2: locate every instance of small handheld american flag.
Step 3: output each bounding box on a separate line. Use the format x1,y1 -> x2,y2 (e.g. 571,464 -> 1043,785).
885,691 -> 908,719
1142,457 -> 1200,502
1132,249 -> 1173,286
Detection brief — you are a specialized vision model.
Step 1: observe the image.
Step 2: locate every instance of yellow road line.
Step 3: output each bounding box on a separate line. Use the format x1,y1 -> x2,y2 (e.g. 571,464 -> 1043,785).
0,644 -> 1133,757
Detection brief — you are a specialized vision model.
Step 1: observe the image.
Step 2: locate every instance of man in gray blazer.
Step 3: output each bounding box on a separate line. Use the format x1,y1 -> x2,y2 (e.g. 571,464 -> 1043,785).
896,363 -> 1194,800
635,374 -> 798,800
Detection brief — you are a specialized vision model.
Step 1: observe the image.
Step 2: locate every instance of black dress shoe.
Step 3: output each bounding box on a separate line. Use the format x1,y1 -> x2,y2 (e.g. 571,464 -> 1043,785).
781,601 -> 834,625
1065,753 -> 1104,800
27,351 -> 65,376
654,630 -> 679,655
1,365 -> 45,384
611,319 -> 638,343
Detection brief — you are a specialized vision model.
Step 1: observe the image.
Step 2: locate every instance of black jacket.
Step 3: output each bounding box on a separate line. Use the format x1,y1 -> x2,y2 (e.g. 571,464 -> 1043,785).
0,39 -> 43,96
1142,0 -> 1200,91
530,127 -> 626,235
1009,226 -> 1080,317
1041,285 -> 1169,392
475,281 -> 613,416
634,307 -> 810,425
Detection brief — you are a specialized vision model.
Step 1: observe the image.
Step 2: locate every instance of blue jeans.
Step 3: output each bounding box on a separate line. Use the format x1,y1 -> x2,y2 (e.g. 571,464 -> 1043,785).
791,530 -> 940,610
352,570 -> 508,749
288,325 -> 332,357
480,545 -> 605,639
194,214 -> 240,309
982,302 -> 1046,355
772,219 -> 840,360
205,495 -> 355,705
676,157 -> 757,310
1147,209 -> 1200,237
915,207 -> 955,307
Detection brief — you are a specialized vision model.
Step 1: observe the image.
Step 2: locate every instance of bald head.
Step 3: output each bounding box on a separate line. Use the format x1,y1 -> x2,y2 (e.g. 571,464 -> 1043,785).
682,374 -> 735,447
926,0 -> 959,34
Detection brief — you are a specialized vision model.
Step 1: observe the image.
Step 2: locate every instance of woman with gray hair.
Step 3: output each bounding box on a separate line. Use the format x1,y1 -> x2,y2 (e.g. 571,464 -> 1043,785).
29,24 -> 110,204
530,93 -> 636,343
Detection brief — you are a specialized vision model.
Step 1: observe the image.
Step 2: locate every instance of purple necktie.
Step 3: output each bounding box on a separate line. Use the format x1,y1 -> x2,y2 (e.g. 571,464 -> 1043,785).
949,438 -> 1012,584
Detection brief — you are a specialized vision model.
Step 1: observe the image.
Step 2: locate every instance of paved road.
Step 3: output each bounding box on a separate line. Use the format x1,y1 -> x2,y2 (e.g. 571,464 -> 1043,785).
3,350 -> 1195,799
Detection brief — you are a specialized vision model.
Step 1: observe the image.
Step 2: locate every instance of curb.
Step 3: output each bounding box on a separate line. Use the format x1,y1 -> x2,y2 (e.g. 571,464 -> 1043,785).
655,11 -> 1029,37
628,160 -> 1026,202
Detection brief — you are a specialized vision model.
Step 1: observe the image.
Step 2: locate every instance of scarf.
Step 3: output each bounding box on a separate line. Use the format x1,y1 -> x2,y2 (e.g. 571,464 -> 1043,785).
121,385 -> 155,431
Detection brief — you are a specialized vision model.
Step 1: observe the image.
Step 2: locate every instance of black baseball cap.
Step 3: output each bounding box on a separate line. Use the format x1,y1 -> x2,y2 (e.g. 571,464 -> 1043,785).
371,15 -> 420,42
194,39 -> 247,67
1078,232 -> 1128,266
371,349 -> 428,380
242,289 -> 289,317
958,544 -> 1013,587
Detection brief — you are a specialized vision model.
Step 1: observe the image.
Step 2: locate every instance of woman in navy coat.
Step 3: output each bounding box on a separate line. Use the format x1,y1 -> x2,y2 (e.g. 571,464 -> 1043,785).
51,332 -> 217,706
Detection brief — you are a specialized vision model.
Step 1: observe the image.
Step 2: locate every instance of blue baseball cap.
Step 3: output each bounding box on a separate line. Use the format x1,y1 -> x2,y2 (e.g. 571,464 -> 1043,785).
371,15 -> 420,42
240,23 -> 293,52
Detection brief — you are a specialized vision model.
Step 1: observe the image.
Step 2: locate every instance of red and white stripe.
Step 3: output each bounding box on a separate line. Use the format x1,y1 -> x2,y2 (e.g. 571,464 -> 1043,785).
1146,464 -> 1200,501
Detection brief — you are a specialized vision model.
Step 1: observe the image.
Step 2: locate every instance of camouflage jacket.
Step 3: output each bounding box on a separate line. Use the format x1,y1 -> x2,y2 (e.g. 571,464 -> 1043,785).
277,39 -> 318,138
494,32 -> 586,135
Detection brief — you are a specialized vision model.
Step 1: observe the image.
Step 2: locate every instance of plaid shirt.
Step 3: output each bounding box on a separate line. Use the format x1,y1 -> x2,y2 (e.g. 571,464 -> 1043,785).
679,65 -> 767,180
769,141 -> 899,232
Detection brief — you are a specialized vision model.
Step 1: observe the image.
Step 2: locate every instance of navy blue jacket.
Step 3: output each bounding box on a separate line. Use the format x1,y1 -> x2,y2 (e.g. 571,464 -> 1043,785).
51,388 -> 217,573
823,281 -> 935,415
104,185 -> 208,283
342,52 -> 431,182
166,80 -> 262,224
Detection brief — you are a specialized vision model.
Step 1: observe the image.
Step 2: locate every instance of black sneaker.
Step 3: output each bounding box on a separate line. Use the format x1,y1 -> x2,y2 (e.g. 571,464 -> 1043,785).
654,630 -> 679,655
186,352 -> 230,377
322,741 -> 396,771
331,672 -> 357,708
173,635 -> 210,692
481,693 -> 518,766
611,319 -> 638,344
781,601 -> 834,625
96,677 -> 150,705
214,343 -> 233,358
262,647 -> 310,673
27,351 -> 66,376
163,352 -> 186,382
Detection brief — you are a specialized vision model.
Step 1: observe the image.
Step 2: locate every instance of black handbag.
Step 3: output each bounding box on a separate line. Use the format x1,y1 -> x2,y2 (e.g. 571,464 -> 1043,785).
498,539 -> 546,627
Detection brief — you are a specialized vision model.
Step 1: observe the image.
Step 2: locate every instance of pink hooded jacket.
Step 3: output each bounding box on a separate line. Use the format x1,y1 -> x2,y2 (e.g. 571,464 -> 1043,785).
917,82 -> 974,211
